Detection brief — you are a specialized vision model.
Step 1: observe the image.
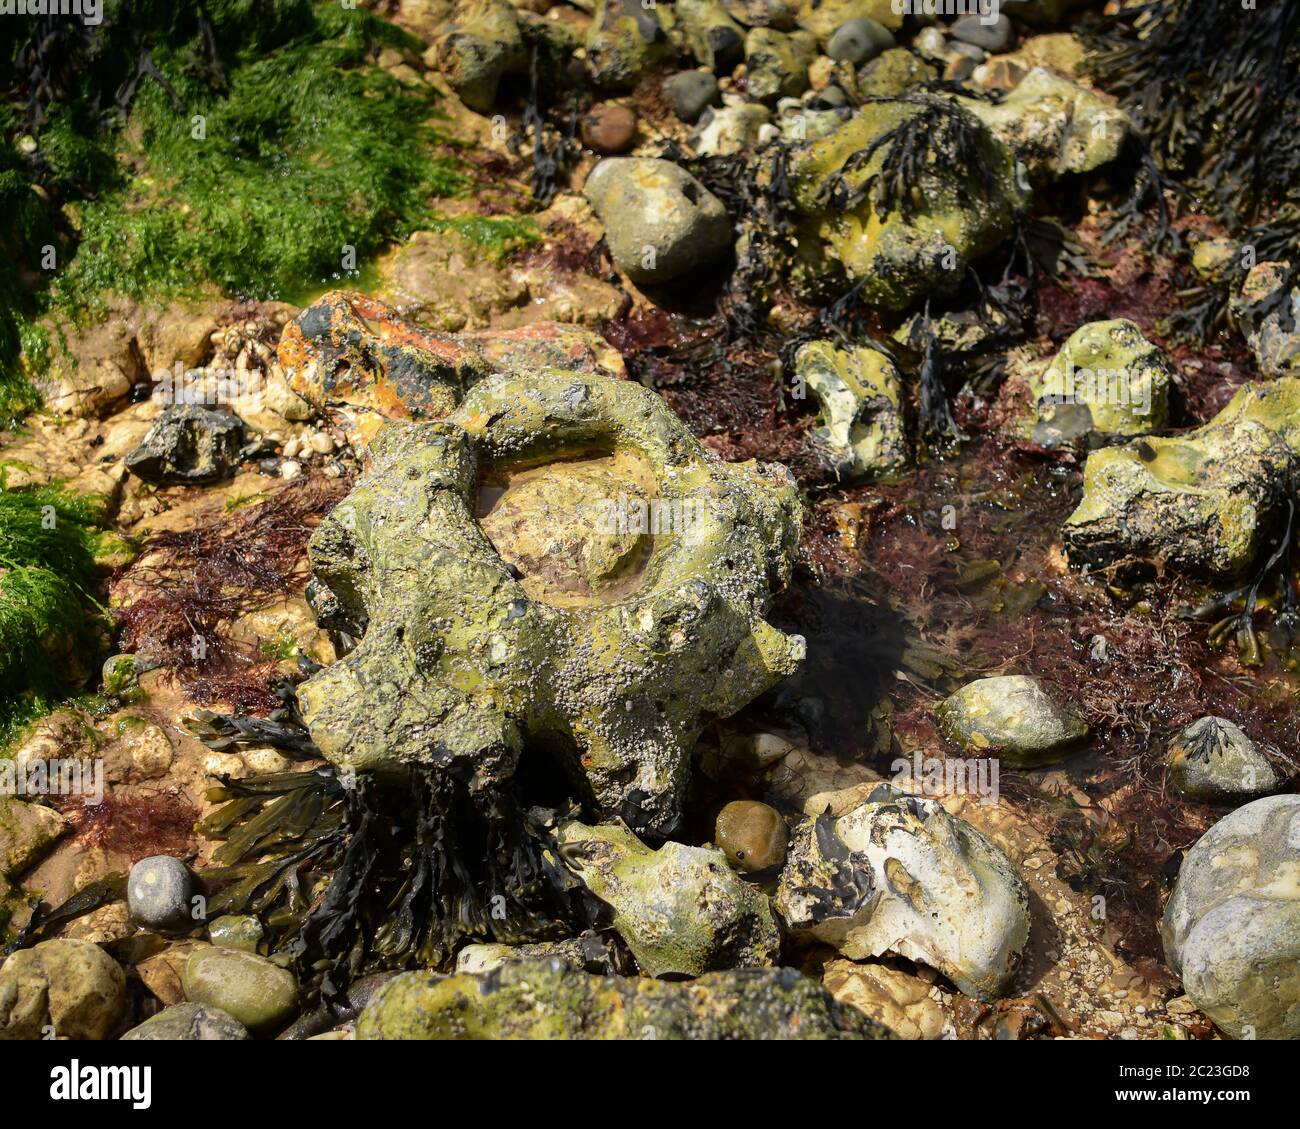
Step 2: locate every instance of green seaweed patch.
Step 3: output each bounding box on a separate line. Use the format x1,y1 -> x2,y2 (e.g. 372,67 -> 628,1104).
429,214 -> 543,262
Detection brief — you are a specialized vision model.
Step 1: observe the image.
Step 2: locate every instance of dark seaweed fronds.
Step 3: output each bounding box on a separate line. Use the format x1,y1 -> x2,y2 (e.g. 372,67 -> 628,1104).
819,94 -> 998,223
2,874 -> 127,956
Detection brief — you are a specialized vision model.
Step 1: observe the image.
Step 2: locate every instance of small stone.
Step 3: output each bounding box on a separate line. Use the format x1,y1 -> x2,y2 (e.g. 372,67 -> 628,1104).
915,26 -> 950,62
127,855 -> 196,931
663,70 -> 720,122
715,800 -> 789,872
581,103 -> 638,153
1167,717 -> 1279,802
124,403 -> 244,485
952,13 -> 1013,53
949,40 -> 987,63
280,458 -> 302,479
208,914 -> 265,953
183,947 -> 299,1035
826,17 -> 894,64
121,1002 -> 250,1041
937,675 -> 1088,765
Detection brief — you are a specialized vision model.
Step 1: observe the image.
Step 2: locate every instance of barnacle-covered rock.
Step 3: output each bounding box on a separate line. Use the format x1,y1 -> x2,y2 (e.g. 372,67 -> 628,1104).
1162,795 -> 1300,1039
797,340 -> 908,480
586,0 -> 675,91
855,46 -> 936,97
1063,378 -> 1300,582
937,675 -> 1088,765
297,370 -> 804,836
1026,319 -> 1172,445
774,789 -> 1030,1000
958,69 -> 1127,186
556,820 -> 779,976
1166,717 -> 1279,802
789,96 -> 1027,309
434,0 -> 526,112
744,27 -> 818,103
357,959 -> 888,1039
584,158 -> 734,285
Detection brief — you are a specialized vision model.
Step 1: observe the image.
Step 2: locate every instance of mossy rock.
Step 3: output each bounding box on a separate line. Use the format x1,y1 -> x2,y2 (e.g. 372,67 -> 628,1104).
789,97 -> 1026,309
356,959 -> 890,1039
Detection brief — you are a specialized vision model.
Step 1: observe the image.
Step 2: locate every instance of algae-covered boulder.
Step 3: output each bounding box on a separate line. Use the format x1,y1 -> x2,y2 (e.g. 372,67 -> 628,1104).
1166,717 -> 1279,802
1162,795 -> 1300,1039
1063,378 -> 1300,582
0,939 -> 126,1040
797,339 -> 908,480
434,0 -> 526,112
775,789 -> 1030,1000
1027,319 -> 1173,445
586,0 -> 675,90
357,959 -> 888,1039
584,158 -> 734,285
855,47 -> 936,98
744,27 -> 818,103
937,675 -> 1088,765
297,370 -> 804,836
958,69 -> 1127,186
557,820 -> 779,976
789,95 -> 1027,309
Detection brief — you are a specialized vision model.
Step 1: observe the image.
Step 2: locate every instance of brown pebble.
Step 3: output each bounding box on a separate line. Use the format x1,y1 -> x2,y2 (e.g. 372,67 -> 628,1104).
715,800 -> 788,873
581,104 -> 637,154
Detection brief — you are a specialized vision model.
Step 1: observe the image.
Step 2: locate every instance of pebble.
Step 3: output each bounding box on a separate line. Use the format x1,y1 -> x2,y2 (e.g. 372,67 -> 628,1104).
715,800 -> 789,872
663,70 -> 720,123
951,13 -> 1013,54
183,947 -> 300,1035
208,914 -> 265,953
280,459 -> 302,479
827,18 -> 894,65
581,103 -> 638,154
127,855 -> 196,931
122,1002 -> 251,1041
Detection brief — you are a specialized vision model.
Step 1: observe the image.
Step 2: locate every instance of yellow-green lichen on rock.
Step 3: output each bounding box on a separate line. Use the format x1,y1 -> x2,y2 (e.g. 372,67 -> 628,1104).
789,96 -> 1027,309
797,339 -> 908,480
356,958 -> 889,1039
1028,319 -> 1173,444
556,819 -> 779,976
1063,378 -> 1300,582
296,370 -> 804,836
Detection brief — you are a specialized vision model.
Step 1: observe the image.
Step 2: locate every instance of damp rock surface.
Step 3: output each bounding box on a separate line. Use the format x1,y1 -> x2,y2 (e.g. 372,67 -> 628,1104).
0,938 -> 126,1040
125,404 -> 245,485
1162,795 -> 1300,1039
356,959 -> 889,1039
937,675 -> 1088,765
775,789 -> 1030,1000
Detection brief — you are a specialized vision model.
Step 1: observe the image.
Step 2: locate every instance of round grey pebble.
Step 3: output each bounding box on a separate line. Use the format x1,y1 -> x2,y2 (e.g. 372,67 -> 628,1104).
949,39 -> 987,63
826,17 -> 895,65
663,70 -> 720,123
127,855 -> 195,930
951,13 -> 1013,54
122,1002 -> 250,1041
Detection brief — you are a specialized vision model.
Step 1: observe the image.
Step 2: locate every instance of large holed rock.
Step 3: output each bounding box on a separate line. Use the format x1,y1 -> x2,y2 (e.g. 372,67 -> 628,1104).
1162,795 -> 1300,1039
556,820 -> 779,976
297,370 -> 804,836
775,788 -> 1030,1000
357,959 -> 888,1039
797,339 -> 908,481
788,97 -> 1027,309
1063,377 -> 1300,582
1026,319 -> 1173,446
